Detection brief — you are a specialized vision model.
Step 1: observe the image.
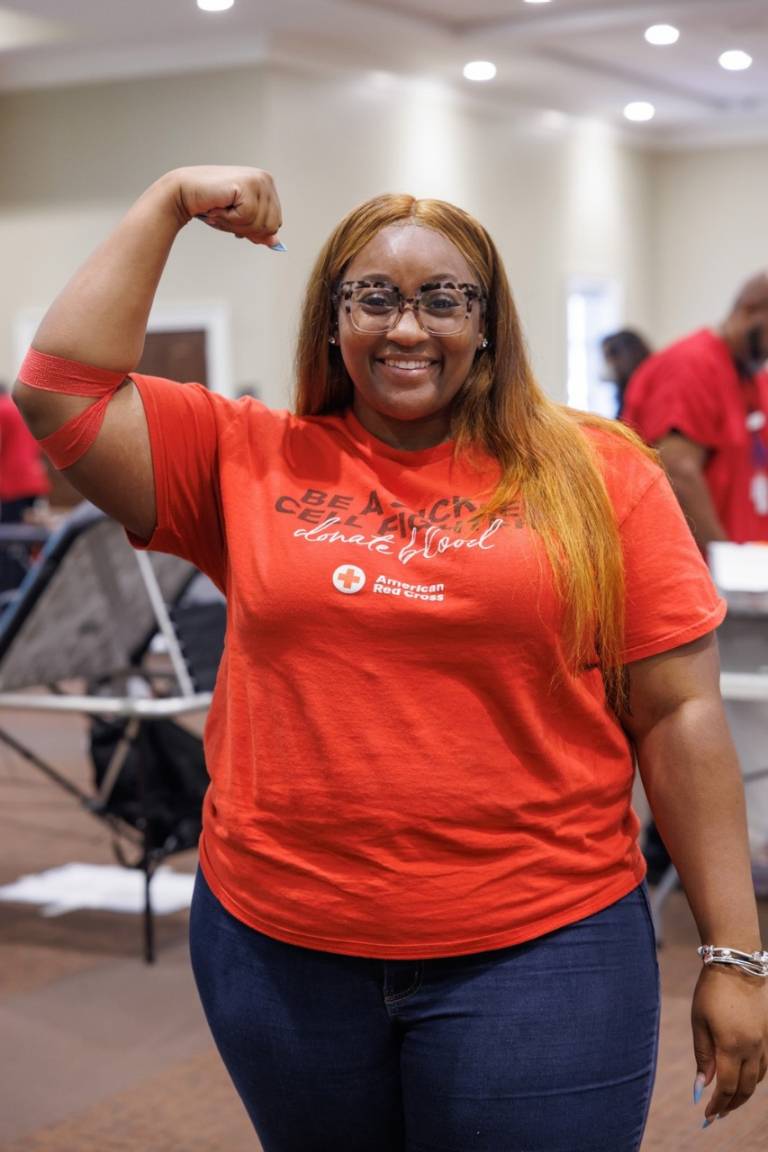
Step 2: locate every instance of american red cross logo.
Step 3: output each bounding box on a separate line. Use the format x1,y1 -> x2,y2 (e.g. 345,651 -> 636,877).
332,565 -> 367,595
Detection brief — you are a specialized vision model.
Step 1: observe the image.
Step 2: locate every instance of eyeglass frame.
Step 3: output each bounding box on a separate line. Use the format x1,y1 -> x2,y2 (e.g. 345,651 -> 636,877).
331,278 -> 486,336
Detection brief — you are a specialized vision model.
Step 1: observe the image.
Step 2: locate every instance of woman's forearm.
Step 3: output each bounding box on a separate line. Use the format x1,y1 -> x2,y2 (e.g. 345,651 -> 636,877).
32,171 -> 188,371
636,697 -> 761,952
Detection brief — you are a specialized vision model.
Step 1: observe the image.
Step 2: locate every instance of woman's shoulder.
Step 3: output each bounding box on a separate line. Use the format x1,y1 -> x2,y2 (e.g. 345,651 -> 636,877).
215,393 -> 291,428
211,393 -> 339,432
220,396 -> 347,445
571,411 -> 665,522
131,374 -> 311,436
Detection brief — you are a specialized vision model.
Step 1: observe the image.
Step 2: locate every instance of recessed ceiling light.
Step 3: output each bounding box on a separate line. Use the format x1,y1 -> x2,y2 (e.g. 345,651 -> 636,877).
463,61 -> 497,82
524,1 -> 552,5
719,49 -> 753,72
644,24 -> 680,47
197,0 -> 234,12
624,101 -> 656,122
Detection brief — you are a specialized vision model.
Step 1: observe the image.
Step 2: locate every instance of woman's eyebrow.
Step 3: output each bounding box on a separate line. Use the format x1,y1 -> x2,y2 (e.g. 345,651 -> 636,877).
352,273 -> 463,286
351,273 -> 396,283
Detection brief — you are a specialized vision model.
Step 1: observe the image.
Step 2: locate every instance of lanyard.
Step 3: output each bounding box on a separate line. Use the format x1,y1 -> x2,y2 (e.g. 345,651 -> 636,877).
742,375 -> 768,464
742,377 -> 768,515
746,405 -> 768,516
747,411 -> 768,469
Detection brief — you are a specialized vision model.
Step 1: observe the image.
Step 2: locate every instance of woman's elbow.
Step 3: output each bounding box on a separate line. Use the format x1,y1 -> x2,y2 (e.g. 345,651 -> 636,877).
11,381 -> 90,440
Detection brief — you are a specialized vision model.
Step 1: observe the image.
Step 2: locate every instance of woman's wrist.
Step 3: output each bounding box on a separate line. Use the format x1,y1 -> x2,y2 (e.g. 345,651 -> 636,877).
698,945 -> 768,978
698,928 -> 762,954
697,928 -> 762,955
138,170 -> 194,233
689,893 -> 761,953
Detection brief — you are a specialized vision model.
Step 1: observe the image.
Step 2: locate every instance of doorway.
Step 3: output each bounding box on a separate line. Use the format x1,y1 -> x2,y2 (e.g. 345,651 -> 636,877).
566,277 -> 621,418
138,329 -> 208,385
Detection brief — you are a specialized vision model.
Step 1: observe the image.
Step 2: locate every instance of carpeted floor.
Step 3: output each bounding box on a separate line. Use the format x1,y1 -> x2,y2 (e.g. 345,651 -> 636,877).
1,708 -> 766,1151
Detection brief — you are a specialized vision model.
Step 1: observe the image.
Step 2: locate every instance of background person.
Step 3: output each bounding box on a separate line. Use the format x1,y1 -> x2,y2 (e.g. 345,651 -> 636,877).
0,380 -> 50,592
623,277 -> 768,884
12,166 -> 768,1151
622,273 -> 768,551
600,328 -> 653,420
0,380 -> 50,525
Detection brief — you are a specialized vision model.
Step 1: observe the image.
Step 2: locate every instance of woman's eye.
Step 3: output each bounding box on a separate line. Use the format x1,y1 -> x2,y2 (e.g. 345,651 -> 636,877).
358,292 -> 397,311
423,293 -> 463,312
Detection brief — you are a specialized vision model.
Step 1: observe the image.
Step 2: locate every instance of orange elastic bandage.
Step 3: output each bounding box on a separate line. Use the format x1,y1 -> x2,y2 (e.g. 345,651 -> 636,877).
17,348 -> 128,470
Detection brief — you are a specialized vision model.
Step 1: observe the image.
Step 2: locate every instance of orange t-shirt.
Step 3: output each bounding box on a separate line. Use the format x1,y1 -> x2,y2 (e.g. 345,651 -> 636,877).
131,374 -> 725,958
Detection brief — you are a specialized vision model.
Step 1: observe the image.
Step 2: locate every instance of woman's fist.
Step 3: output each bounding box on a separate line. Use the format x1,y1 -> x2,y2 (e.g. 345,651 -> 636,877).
172,166 -> 283,247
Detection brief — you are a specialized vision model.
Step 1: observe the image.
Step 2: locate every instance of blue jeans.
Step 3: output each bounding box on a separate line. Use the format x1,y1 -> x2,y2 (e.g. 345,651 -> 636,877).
190,871 -> 659,1152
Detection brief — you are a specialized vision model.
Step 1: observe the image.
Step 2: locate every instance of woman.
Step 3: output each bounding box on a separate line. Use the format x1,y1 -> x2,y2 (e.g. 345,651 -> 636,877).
13,167 -> 768,1152
0,381 -> 50,523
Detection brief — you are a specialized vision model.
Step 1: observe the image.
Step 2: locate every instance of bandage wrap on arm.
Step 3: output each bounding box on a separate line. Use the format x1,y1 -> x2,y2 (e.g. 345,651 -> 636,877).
17,349 -> 128,469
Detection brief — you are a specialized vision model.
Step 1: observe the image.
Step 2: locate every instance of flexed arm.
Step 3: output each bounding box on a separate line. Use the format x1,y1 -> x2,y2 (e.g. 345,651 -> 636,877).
12,167 -> 282,538
30,167 -> 282,370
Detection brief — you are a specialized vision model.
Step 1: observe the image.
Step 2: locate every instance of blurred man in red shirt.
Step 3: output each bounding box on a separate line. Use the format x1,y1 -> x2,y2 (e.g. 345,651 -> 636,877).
623,275 -> 768,884
623,273 -> 768,549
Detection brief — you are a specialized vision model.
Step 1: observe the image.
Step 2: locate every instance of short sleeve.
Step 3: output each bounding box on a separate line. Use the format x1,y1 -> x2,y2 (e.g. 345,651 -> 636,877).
127,373 -> 227,590
623,355 -> 722,449
620,471 -> 726,662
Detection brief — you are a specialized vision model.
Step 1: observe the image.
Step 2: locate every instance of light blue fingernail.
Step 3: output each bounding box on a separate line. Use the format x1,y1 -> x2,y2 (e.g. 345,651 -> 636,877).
270,242 -> 287,252
701,1118 -> 713,1129
693,1074 -> 705,1104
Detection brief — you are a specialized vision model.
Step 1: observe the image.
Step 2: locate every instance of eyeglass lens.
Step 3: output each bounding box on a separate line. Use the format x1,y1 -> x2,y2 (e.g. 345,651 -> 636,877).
347,285 -> 474,335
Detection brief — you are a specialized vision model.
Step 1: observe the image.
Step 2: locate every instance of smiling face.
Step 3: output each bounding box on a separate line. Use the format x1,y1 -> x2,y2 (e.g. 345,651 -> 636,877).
336,223 -> 485,450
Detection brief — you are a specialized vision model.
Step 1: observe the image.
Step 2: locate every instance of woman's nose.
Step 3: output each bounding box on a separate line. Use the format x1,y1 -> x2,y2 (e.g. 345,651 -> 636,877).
389,303 -> 427,341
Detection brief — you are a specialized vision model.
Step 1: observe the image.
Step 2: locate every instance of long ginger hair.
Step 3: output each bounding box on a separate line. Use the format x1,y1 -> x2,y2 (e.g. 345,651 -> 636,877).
294,194 -> 654,710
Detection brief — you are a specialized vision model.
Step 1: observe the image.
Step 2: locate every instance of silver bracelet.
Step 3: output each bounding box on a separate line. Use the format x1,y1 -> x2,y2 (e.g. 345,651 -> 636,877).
698,945 -> 768,977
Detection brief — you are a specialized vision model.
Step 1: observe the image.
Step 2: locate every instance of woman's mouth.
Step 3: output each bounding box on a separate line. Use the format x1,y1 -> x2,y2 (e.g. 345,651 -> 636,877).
376,357 -> 439,376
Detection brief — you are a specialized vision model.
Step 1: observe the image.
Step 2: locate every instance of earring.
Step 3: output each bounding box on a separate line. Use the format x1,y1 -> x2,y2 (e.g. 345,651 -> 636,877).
329,335 -> 336,345
480,337 -> 489,349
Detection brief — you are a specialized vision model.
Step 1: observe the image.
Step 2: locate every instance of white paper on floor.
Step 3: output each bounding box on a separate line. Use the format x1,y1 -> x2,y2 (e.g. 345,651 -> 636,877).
0,862 -> 194,917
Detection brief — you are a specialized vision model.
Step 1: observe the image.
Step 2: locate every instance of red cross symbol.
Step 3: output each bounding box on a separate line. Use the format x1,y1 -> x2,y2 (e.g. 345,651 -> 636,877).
338,567 -> 362,590
332,565 -> 366,594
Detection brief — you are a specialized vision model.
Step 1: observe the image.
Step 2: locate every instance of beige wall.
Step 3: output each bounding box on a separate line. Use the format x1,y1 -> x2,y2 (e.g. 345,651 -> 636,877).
0,63 -> 654,405
0,67 -> 269,394
650,141 -> 768,348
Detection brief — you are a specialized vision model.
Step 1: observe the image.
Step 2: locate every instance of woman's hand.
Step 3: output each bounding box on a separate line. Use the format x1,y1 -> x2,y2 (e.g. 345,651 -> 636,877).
172,165 -> 283,247
691,965 -> 768,1124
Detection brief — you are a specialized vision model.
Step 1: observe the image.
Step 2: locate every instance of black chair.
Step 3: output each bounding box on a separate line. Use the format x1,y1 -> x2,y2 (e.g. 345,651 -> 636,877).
0,502 -> 226,961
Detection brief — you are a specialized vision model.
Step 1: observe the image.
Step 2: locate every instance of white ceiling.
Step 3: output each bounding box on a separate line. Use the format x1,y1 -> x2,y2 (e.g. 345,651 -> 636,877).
1,0 -> 766,147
